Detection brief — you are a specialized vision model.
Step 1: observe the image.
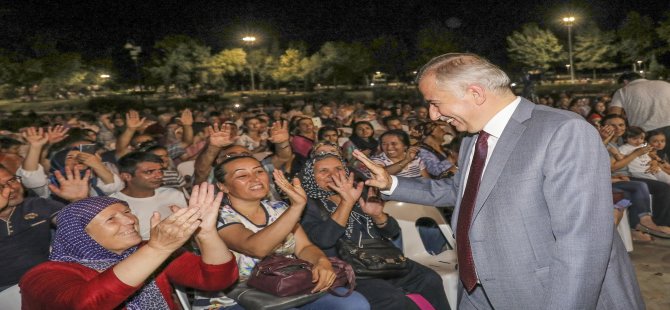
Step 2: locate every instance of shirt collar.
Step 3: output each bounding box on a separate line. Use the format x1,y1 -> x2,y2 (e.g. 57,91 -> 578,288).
482,96 -> 521,139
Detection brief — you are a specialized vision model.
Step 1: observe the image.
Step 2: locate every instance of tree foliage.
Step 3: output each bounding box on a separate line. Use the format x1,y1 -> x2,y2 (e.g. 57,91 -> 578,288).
617,12 -> 655,63
317,41 -> 371,85
507,23 -> 564,70
574,22 -> 617,73
370,35 -> 409,81
148,35 -> 211,92
415,22 -> 460,67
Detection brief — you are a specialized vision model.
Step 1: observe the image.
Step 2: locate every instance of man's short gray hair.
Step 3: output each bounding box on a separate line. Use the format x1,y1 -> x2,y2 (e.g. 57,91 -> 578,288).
416,53 -> 511,97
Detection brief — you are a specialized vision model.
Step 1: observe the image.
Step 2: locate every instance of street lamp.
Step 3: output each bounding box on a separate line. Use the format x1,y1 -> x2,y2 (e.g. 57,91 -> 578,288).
124,42 -> 145,103
242,36 -> 257,91
562,16 -> 576,84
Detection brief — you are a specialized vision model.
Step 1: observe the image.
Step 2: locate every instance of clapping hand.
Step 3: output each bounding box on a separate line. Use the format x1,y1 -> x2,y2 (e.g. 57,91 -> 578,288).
406,146 -> 420,160
187,182 -> 224,237
328,169 -> 364,205
267,120 -> 289,144
48,166 -> 90,202
22,127 -> 49,148
46,125 -> 70,145
352,149 -> 392,191
207,123 -> 237,148
273,170 -> 307,208
125,110 -> 146,130
148,206 -> 202,254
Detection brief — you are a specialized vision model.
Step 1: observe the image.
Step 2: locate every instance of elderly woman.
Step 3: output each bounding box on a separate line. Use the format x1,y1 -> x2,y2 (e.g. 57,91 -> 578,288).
214,154 -> 369,309
299,153 -> 449,309
371,129 -> 429,178
20,184 -> 238,309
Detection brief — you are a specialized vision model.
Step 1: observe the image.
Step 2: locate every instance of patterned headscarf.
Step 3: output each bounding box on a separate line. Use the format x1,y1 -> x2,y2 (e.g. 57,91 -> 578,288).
50,196 -> 168,309
300,153 -> 376,239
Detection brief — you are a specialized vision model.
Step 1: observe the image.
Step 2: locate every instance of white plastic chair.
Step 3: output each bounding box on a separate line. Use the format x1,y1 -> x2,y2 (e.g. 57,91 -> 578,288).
174,285 -> 191,310
384,201 -> 459,310
0,284 -> 21,310
617,208 -> 634,252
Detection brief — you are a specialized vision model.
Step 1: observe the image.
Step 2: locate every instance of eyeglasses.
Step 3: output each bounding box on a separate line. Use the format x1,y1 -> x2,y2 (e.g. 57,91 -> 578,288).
0,176 -> 22,190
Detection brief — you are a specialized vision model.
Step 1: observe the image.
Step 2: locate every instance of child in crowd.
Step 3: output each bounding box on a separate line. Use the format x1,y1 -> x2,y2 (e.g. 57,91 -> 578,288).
619,126 -> 670,184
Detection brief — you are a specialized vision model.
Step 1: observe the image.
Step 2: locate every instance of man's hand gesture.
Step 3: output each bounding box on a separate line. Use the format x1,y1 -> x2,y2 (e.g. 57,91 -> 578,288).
352,149 -> 392,191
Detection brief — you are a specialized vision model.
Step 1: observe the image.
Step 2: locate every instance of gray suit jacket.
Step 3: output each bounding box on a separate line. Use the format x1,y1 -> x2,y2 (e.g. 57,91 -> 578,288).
386,98 -> 644,309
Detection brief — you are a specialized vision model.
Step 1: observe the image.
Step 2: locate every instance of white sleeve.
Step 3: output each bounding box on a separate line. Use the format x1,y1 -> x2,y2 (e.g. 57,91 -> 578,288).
95,173 -> 125,195
609,89 -> 624,108
16,164 -> 50,198
380,175 -> 399,196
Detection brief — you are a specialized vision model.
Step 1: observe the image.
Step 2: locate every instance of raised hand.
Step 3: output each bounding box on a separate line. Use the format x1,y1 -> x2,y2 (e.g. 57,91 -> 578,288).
46,125 -> 70,144
207,123 -> 237,148
180,109 -> 194,126
267,120 -> 289,144
75,152 -> 104,169
406,146 -> 420,160
273,170 -> 307,208
0,187 -> 10,210
328,169 -> 364,205
598,125 -> 615,142
147,206 -> 202,253
352,149 -> 392,191
22,127 -> 49,148
188,182 -> 224,236
125,110 -> 146,130
359,186 -> 384,218
48,167 -> 90,202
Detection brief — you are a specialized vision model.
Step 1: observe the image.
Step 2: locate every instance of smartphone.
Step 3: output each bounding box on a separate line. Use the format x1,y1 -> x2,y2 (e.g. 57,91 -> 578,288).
78,144 -> 97,154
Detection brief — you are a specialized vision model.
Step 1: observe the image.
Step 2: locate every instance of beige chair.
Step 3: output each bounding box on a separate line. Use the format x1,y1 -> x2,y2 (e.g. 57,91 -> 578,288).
0,284 -> 21,310
384,201 -> 458,310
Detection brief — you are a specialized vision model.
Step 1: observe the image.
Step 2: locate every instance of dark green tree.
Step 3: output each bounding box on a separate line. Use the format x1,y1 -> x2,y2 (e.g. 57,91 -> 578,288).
369,35 -> 409,81
148,35 -> 211,94
617,12 -> 655,64
506,23 -> 564,70
574,22 -> 617,78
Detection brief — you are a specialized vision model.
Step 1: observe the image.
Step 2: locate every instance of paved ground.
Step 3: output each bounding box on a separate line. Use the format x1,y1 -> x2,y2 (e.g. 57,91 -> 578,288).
630,238 -> 670,310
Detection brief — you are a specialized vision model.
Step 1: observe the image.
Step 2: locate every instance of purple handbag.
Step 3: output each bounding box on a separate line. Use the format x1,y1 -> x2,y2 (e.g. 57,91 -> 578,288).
247,255 -> 315,297
247,255 -> 357,297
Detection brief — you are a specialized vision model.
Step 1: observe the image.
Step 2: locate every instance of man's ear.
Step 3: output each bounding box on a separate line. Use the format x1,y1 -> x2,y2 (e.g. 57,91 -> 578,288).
120,172 -> 133,183
467,84 -> 486,105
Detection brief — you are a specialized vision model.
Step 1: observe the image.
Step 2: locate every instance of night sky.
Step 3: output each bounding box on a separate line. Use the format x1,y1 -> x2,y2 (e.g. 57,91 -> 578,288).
2,0 -> 670,64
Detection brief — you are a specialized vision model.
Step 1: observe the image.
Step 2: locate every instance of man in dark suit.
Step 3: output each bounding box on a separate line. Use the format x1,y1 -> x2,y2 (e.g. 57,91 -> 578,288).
354,53 -> 644,309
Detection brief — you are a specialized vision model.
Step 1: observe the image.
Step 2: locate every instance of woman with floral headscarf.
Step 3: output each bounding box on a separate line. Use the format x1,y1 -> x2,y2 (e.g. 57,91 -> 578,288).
20,184 -> 238,309
299,153 -> 449,310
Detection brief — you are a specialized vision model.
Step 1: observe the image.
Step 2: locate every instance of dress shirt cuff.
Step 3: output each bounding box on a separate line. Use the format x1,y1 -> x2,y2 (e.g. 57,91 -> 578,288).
380,175 -> 398,196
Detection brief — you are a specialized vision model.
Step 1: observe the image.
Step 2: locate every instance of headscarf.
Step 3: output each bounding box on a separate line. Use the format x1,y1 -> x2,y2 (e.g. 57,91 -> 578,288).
50,147 -> 105,196
300,153 -> 376,240
348,121 -> 378,153
50,196 -> 169,309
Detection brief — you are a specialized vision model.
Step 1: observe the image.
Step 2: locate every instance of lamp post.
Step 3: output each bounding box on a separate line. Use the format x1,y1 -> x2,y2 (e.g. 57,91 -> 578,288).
124,42 -> 144,103
562,16 -> 576,84
242,36 -> 256,91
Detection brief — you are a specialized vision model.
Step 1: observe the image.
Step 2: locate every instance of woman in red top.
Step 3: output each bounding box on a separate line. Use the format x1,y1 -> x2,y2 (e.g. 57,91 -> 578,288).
19,183 -> 238,309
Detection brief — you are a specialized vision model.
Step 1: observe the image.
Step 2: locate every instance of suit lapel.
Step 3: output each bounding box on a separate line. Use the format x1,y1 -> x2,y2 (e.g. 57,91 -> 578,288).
471,99 -> 534,222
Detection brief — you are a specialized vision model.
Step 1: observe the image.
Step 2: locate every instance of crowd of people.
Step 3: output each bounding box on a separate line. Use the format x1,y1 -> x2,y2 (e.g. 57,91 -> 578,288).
0,62 -> 665,308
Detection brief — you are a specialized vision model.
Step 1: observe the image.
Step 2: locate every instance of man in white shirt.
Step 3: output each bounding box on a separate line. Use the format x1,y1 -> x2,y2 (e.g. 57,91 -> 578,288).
608,72 -> 670,157
354,53 -> 643,310
111,152 -> 187,239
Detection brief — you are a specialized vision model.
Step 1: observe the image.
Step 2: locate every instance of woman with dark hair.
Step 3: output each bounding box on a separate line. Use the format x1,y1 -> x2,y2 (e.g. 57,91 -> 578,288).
342,121 -> 378,174
299,153 -> 449,309
415,121 -> 458,179
602,114 -> 670,239
213,154 -> 369,309
371,130 -> 429,178
290,116 -> 316,159
20,185 -> 238,309
237,116 -> 269,153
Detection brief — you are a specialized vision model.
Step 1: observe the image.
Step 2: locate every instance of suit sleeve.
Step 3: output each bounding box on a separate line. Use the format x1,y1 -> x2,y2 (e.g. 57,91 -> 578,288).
542,118 -> 614,309
383,176 -> 458,207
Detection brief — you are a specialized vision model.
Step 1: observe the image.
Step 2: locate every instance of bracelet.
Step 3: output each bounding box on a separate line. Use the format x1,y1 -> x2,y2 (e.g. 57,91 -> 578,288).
374,218 -> 388,227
